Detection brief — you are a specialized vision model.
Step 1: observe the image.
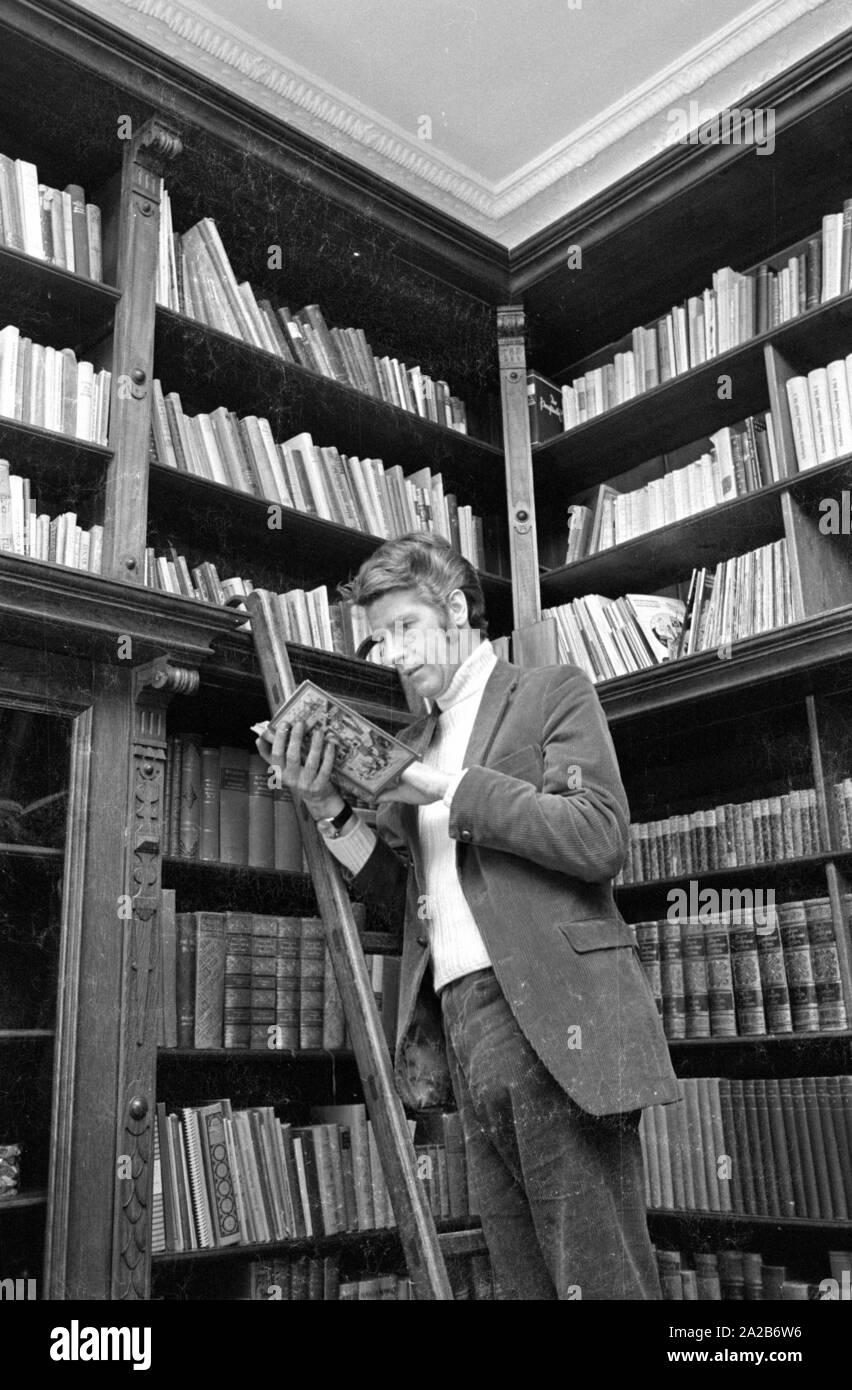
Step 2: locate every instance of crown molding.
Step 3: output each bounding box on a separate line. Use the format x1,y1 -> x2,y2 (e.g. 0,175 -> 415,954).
69,0 -> 850,246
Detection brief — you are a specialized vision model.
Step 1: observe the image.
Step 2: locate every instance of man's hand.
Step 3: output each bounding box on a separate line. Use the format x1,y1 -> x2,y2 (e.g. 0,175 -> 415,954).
254,718 -> 344,821
375,760 -> 451,806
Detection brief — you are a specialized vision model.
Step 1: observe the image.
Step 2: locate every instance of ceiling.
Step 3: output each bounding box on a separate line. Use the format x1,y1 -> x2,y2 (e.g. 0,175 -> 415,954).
72,0 -> 850,246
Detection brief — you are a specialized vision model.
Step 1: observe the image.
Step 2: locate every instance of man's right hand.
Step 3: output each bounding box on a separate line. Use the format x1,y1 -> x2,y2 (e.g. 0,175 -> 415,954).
254,718 -> 344,821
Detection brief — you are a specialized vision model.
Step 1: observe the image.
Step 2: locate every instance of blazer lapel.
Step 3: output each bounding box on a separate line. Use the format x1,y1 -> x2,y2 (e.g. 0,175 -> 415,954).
462,661 -> 520,769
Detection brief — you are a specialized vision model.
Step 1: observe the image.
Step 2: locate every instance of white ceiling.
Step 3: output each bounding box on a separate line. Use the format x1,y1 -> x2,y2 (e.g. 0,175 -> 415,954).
73,0 -> 851,245
200,0 -> 754,184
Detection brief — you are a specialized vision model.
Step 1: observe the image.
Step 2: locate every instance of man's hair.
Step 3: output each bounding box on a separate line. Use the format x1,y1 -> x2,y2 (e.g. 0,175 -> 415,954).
340,531 -> 488,633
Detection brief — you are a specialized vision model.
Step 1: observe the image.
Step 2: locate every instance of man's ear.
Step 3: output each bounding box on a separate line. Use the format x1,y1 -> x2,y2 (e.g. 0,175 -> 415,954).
446,588 -> 469,628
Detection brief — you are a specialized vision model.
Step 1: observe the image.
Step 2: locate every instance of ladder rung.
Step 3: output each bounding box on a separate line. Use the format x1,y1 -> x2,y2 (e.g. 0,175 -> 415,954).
437,1227 -> 488,1258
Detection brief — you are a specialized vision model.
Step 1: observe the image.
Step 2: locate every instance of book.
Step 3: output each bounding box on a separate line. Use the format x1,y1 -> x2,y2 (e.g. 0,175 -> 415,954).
254,680 -> 417,803
218,746 -> 250,864
193,912 -> 226,1049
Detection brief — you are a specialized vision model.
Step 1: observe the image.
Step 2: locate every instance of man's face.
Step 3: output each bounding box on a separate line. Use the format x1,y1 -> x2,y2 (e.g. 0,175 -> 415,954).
365,587 -> 473,701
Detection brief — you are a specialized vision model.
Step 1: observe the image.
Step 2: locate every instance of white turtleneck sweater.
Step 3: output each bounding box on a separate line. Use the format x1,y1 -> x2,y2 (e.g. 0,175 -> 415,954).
325,638 -> 497,991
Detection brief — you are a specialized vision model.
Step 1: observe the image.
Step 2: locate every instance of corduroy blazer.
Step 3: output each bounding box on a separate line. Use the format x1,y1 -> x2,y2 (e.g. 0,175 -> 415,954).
348,658 -> 679,1117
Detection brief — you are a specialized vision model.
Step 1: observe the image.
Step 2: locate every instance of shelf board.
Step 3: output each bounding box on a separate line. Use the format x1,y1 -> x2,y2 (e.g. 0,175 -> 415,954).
0,1028 -> 55,1040
146,461 -> 512,629
0,842 -> 63,860
593,603 -> 852,726
0,244 -> 119,350
616,851 -> 839,897
647,1208 -> 852,1235
0,552 -> 245,669
0,1188 -> 47,1212
151,1216 -> 482,1263
157,1046 -> 358,1061
154,309 -> 504,505
667,1030 -> 852,1079
532,291 -> 852,494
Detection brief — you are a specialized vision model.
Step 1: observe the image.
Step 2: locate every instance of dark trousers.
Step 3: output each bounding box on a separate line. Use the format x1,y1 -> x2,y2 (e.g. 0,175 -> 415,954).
439,967 -> 662,1300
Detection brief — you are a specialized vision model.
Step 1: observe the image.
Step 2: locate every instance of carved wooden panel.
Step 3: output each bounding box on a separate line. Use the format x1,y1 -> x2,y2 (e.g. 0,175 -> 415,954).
111,659 -> 197,1300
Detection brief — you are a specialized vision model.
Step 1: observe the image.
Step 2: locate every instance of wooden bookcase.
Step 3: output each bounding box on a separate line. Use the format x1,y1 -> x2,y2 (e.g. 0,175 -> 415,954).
0,0 -> 511,1300
3,0 -> 852,1302
509,28 -> 852,1289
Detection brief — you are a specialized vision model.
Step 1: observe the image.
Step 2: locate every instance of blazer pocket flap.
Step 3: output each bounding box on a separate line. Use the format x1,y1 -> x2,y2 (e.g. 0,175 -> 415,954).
486,743 -> 543,783
559,917 -> 635,952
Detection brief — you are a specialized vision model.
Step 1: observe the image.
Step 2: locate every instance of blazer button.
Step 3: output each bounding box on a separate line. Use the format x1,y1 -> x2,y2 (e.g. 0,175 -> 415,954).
416,933 -> 428,947
460,828 -> 472,841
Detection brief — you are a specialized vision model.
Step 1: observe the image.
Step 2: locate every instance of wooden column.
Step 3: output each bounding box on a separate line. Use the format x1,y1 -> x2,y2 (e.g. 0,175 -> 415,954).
100,117 -> 182,583
497,306 -> 558,667
110,657 -> 199,1300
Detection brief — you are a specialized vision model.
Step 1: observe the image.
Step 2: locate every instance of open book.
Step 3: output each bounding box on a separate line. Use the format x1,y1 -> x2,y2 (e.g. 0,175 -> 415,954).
253,681 -> 416,803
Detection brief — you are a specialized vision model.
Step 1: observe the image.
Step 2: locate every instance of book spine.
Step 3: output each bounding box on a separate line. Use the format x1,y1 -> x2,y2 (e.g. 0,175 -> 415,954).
659,919 -> 686,1039
803,897 -> 848,1029
193,912 -> 226,1049
178,738 -> 201,860
755,907 -> 793,1033
250,915 -> 278,1050
198,746 -> 220,861
274,916 -> 301,1051
299,917 -> 326,1050
681,918 -> 710,1038
704,917 -> 737,1036
223,912 -> 252,1049
248,752 -> 275,869
175,912 -> 196,1048
778,901 -> 820,1031
728,913 -> 767,1034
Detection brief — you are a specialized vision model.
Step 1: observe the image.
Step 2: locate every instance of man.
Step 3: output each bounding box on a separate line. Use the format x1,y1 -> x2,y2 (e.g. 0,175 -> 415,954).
256,532 -> 678,1300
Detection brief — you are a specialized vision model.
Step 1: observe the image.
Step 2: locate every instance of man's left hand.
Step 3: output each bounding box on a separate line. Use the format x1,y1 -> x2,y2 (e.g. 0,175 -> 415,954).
375,761 -> 451,806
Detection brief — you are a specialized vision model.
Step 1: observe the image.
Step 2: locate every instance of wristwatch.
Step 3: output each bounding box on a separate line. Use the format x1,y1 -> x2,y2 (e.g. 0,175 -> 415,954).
316,801 -> 355,839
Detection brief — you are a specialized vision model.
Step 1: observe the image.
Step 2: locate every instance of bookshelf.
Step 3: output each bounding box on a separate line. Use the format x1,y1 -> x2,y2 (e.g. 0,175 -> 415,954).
510,30 -> 852,1299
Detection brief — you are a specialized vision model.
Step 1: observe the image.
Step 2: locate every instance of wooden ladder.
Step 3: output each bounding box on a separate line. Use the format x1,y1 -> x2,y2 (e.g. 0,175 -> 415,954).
245,588 -> 456,1299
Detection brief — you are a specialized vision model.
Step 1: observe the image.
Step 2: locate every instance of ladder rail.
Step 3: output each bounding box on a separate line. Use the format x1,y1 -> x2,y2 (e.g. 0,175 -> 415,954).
245,588 -> 453,1300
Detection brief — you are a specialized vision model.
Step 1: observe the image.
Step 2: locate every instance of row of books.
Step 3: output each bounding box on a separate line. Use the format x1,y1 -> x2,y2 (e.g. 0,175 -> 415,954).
235,1256 -> 412,1301
630,895 -> 849,1039
0,462 -> 104,571
0,325 -> 110,443
785,355 -> 852,471
615,787 -> 824,883
152,1100 -> 475,1251
0,153 -> 102,279
558,199 -> 852,430
150,389 -> 487,565
234,1252 -> 495,1300
545,539 -> 792,683
653,1246 -> 851,1301
156,201 -> 471,433
563,412 -> 779,562
163,740 -> 303,871
161,901 -> 400,1053
148,563 -> 371,657
641,1075 -> 852,1220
